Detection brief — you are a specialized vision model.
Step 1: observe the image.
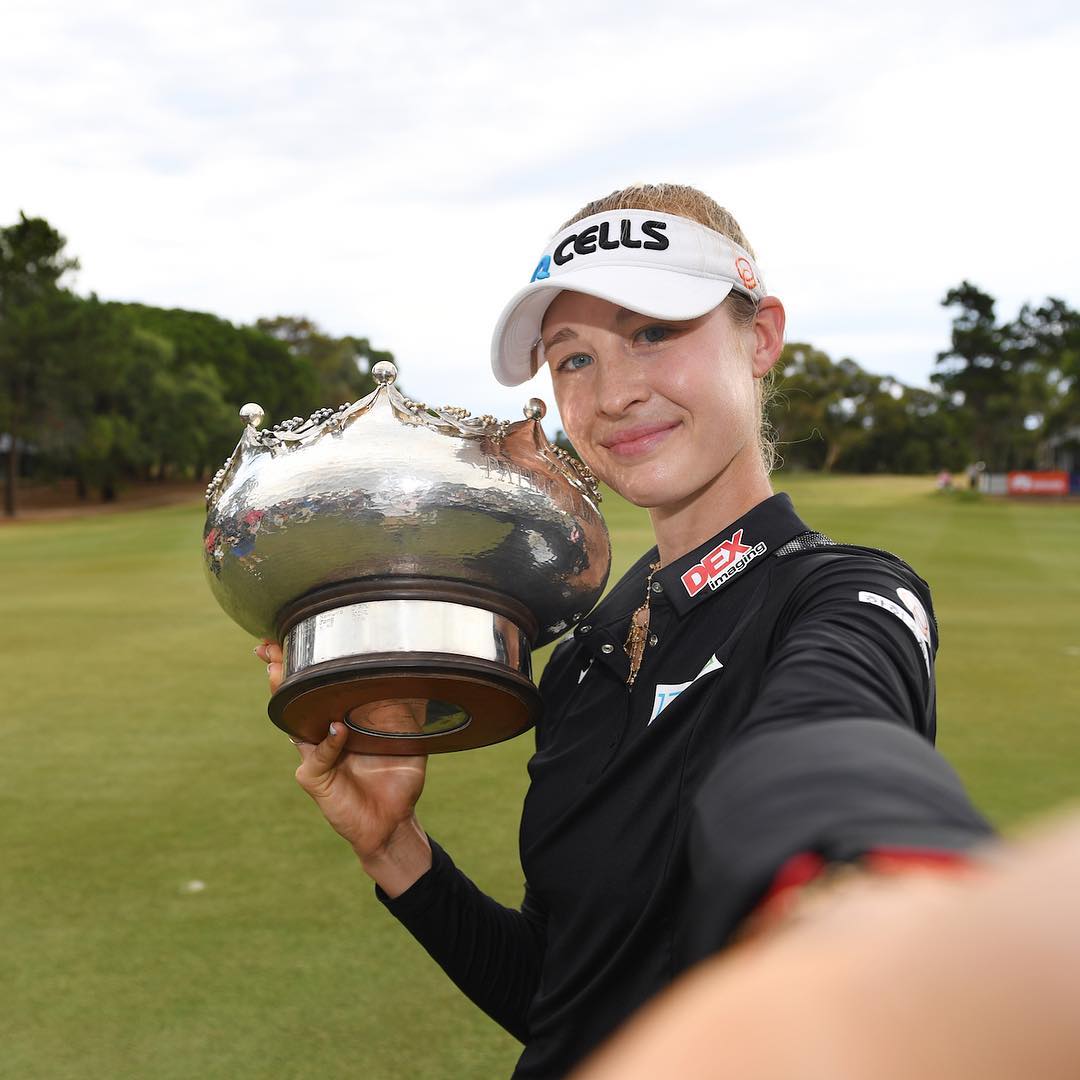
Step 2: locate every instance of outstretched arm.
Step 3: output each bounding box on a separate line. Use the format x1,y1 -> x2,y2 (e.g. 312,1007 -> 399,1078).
682,553 -> 993,959
577,813 -> 1080,1080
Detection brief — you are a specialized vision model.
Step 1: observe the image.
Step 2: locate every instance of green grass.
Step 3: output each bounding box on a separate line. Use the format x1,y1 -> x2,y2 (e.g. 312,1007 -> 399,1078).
1,477 -> 1078,1078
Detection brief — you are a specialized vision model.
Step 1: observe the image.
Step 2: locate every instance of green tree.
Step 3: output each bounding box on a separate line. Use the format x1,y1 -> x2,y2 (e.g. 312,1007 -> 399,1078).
255,315 -> 387,406
1009,297 -> 1080,446
769,344 -> 970,475
45,297 -> 154,501
35,299 -> 164,500
933,282 -> 1043,470
36,300 -> 241,500
110,303 -> 320,428
769,343 -> 882,471
843,382 -> 968,474
0,213 -> 80,515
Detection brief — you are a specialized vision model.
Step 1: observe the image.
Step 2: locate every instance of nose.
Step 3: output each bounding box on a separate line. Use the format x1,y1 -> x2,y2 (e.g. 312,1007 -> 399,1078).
595,354 -> 649,417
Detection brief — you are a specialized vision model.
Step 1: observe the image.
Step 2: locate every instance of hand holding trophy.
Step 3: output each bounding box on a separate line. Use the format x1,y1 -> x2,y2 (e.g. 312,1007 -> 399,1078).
205,361 -> 610,754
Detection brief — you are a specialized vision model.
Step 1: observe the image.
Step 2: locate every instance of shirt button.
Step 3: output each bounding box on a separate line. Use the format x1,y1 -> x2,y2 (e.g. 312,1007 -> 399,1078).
601,643 -> 615,654
648,634 -> 659,646
579,624 -> 592,634
651,581 -> 663,594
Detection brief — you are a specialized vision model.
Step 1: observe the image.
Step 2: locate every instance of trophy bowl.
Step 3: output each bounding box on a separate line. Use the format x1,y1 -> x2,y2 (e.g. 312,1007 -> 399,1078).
203,361 -> 610,754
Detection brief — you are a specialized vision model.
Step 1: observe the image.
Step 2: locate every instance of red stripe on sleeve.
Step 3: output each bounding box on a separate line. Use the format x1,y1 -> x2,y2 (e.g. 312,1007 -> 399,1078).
863,847 -> 974,875
746,847 -> 975,936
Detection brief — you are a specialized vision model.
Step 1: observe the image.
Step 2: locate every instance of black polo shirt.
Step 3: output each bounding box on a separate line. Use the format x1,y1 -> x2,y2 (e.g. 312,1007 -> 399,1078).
381,493 -> 993,1079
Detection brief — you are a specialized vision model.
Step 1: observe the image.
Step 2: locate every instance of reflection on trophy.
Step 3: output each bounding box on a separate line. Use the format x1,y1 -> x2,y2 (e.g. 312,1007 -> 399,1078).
203,361 -> 611,754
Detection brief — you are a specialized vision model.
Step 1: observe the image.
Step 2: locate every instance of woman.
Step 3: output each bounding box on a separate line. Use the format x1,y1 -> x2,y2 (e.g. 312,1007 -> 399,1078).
255,184 -> 991,1078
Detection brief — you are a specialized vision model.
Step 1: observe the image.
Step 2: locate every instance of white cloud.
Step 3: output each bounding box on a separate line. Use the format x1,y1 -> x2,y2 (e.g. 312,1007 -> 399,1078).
1,0 -> 1077,430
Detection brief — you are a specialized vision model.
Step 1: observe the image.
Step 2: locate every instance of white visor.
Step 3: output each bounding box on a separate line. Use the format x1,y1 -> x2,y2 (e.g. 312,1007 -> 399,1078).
490,209 -> 767,386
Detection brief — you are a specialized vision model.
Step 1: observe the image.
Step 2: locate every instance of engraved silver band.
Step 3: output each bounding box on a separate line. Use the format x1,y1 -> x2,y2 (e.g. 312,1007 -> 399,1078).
282,599 -> 531,680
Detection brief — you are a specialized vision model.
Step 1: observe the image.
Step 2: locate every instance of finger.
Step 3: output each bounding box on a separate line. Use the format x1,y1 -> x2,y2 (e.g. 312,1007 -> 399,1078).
268,660 -> 284,694
289,734 -> 315,758
254,641 -> 283,664
295,721 -> 349,784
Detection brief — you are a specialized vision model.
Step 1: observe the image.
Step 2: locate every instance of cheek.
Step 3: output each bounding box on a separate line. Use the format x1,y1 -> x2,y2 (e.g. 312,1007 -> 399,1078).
691,351 -> 758,428
551,391 -> 614,481
551,380 -> 589,444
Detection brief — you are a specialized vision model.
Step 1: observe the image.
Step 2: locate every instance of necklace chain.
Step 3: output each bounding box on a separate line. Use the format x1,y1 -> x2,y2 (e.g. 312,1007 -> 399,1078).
623,560 -> 661,687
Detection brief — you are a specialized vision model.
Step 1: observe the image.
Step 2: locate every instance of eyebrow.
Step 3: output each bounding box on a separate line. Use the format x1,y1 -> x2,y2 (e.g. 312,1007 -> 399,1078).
541,307 -> 641,350
542,327 -> 578,350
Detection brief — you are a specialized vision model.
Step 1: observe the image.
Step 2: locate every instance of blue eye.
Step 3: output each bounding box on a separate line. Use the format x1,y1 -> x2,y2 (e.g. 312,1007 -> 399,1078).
637,325 -> 670,344
557,352 -> 592,372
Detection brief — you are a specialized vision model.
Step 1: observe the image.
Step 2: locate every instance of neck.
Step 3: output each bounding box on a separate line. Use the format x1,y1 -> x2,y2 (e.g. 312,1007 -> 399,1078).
648,452 -> 774,567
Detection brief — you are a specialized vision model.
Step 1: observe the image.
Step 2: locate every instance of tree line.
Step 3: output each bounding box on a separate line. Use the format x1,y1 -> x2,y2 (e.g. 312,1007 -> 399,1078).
0,214 -> 389,516
770,283 -> 1079,475
2,213 -> 1078,516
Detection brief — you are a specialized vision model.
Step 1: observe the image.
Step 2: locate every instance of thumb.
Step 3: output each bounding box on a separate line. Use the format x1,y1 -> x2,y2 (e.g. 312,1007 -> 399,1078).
295,721 -> 349,789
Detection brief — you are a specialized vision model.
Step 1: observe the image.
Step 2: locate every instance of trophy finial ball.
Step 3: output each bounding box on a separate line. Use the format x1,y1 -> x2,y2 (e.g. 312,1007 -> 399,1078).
240,402 -> 265,428
524,398 -> 546,421
372,361 -> 398,386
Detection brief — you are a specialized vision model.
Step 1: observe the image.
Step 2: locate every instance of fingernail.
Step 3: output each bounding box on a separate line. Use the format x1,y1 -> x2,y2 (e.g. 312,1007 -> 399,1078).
267,664 -> 273,675
328,722 -> 337,736
253,645 -> 263,658
288,736 -> 302,745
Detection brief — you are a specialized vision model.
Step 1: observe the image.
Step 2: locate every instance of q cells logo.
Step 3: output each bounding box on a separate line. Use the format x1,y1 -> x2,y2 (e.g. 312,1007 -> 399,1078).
680,529 -> 767,597
529,218 -> 670,281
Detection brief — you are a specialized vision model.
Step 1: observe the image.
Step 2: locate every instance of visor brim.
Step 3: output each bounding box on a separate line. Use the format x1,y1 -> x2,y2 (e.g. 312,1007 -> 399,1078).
491,266 -> 738,387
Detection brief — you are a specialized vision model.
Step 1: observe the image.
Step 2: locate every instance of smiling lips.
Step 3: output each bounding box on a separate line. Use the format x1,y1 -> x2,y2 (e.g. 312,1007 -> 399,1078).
601,421 -> 681,459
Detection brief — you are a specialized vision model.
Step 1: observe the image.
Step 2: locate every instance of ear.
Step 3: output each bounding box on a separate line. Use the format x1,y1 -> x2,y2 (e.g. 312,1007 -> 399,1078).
751,296 -> 786,378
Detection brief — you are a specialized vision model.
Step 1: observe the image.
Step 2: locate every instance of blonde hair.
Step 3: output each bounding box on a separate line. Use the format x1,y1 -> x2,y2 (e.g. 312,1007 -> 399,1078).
560,182 -> 756,255
561,182 -> 778,472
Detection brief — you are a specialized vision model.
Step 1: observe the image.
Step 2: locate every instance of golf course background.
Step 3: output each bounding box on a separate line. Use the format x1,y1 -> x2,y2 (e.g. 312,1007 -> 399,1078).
3,475 -> 1078,1079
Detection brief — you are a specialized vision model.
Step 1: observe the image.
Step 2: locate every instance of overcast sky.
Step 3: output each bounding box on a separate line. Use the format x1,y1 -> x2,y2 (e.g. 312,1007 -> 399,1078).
2,0 -> 1078,432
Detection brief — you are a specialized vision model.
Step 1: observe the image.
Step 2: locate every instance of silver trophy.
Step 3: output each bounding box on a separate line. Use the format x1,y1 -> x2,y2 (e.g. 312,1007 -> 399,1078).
203,361 -> 610,754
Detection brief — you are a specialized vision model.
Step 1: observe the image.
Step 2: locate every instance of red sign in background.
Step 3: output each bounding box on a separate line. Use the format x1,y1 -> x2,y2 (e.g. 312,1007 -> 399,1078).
1006,471 -> 1070,495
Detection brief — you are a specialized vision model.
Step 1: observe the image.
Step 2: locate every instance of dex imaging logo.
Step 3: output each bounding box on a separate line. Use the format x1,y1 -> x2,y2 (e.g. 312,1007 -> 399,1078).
680,529 -> 767,598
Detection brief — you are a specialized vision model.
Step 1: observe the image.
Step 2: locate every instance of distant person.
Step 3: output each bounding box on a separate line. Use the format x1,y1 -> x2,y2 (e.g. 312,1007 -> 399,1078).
937,469 -> 953,491
255,183 -> 992,1078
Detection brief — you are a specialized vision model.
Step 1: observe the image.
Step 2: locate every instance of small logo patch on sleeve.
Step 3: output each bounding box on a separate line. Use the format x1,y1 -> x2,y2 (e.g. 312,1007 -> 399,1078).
858,590 -> 931,675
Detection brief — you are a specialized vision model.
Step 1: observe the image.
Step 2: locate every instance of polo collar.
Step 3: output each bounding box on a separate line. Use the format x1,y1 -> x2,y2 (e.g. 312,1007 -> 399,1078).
576,493 -> 810,637
656,492 -> 809,616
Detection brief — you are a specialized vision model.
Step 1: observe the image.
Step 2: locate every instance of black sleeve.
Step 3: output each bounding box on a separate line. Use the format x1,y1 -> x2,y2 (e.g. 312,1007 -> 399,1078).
682,552 -> 995,962
740,550 -> 941,741
376,839 -> 546,1043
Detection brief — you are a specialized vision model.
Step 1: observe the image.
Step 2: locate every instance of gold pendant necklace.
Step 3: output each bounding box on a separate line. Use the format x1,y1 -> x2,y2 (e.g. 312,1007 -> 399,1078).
624,560 -> 661,687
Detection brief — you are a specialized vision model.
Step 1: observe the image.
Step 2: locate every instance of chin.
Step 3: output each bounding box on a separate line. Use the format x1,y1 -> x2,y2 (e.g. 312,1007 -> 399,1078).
606,470 -> 693,511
